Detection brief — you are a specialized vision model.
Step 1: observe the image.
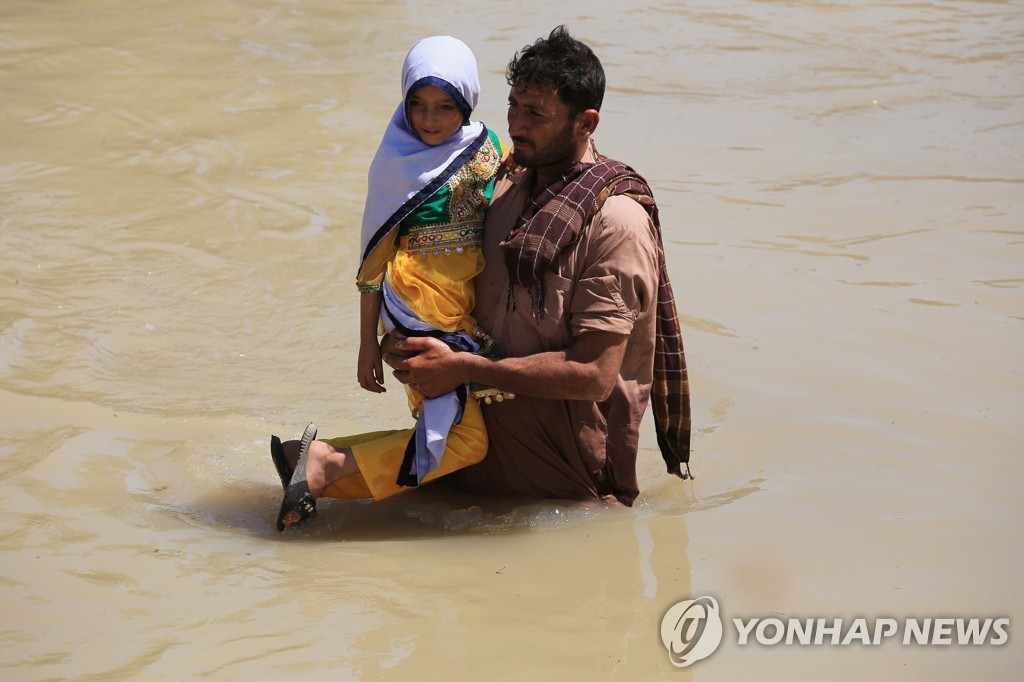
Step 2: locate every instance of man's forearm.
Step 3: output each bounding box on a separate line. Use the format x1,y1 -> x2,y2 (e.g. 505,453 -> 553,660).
383,331 -> 628,401
460,351 -> 600,401
459,330 -> 628,402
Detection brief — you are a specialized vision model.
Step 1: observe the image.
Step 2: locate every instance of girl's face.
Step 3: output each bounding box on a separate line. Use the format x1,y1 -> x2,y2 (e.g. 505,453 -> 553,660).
406,85 -> 464,146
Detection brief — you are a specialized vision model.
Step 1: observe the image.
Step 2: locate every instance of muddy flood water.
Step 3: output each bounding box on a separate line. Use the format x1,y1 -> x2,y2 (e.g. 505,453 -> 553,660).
2,0 -> 1022,679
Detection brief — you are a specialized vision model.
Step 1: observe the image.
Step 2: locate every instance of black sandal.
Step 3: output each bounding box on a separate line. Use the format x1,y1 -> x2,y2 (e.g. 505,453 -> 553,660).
275,424 -> 318,532
269,435 -> 293,492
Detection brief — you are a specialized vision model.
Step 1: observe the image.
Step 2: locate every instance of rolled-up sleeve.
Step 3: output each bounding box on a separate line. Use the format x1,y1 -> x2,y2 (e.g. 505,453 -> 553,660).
570,195 -> 660,336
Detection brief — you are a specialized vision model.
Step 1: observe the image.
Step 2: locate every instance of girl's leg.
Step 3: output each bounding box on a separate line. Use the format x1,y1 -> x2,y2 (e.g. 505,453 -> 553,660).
280,399 -> 487,503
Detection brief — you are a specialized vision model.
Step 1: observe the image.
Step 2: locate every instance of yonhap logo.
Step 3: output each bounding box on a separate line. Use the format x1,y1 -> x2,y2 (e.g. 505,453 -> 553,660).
731,615 -> 1010,646
659,595 -> 1010,668
659,596 -> 724,667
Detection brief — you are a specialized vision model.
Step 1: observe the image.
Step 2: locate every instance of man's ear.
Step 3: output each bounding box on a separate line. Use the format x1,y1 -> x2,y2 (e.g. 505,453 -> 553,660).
577,109 -> 600,138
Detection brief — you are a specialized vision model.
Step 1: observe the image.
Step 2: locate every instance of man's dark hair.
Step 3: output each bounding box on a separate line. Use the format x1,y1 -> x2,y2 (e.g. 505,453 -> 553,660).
506,25 -> 605,114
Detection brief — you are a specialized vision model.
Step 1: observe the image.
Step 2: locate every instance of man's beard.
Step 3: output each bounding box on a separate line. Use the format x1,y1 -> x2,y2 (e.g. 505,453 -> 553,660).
511,120 -> 578,170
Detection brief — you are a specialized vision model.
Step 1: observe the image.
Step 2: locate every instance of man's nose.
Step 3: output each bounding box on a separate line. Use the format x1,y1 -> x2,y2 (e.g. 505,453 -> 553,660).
507,108 -> 525,136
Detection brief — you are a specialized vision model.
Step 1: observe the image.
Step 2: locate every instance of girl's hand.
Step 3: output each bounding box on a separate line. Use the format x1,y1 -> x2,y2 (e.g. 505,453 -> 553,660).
357,339 -> 386,393
501,149 -> 523,175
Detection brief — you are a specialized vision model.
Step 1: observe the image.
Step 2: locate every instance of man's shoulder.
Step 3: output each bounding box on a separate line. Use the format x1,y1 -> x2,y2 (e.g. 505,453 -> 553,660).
596,193 -> 655,228
588,193 -> 660,263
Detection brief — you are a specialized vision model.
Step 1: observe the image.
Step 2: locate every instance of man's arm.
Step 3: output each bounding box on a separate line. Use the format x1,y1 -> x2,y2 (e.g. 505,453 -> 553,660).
382,331 -> 628,402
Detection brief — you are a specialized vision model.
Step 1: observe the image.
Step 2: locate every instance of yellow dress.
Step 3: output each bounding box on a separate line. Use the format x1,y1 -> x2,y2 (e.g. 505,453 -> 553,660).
325,129 -> 505,501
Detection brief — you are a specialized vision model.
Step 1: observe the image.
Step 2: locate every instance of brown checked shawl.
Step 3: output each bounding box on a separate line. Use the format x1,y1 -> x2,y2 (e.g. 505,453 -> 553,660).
500,148 -> 693,479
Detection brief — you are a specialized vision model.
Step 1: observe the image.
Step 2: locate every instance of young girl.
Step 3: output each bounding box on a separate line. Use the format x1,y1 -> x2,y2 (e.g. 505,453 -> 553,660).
274,36 -> 507,530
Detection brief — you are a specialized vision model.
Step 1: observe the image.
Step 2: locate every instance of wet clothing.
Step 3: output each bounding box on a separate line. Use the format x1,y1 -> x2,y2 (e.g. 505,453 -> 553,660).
448,144 -> 669,506
322,397 -> 487,501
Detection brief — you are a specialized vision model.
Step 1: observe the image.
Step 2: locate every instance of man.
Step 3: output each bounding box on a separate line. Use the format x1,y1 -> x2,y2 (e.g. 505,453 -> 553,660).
273,26 -> 690,529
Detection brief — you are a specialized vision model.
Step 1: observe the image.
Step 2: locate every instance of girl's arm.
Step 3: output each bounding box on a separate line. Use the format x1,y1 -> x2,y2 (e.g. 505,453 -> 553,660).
357,289 -> 386,393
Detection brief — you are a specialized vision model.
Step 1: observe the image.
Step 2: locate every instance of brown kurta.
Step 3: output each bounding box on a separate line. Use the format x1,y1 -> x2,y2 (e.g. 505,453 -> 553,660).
453,149 -> 661,506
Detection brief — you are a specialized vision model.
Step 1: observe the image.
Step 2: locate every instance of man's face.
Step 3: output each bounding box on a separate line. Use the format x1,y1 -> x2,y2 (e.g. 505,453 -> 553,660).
506,83 -> 580,170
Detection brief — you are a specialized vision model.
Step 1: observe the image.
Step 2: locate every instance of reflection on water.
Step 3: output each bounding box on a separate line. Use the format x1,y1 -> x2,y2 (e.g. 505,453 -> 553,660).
2,0 -> 1022,678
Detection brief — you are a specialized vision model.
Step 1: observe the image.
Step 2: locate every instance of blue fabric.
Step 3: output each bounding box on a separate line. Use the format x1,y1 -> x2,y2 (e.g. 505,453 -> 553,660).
381,279 -> 479,485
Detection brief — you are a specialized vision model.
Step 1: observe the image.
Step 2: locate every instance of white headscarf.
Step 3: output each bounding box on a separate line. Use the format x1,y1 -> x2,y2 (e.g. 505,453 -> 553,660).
357,36 -> 487,282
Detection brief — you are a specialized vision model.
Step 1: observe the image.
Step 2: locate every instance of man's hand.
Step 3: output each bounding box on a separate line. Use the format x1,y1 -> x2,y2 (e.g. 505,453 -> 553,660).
382,336 -> 466,398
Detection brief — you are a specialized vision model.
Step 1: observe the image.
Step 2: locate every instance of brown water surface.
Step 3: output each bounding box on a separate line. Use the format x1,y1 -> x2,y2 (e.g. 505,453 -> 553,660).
2,1 -> 1022,679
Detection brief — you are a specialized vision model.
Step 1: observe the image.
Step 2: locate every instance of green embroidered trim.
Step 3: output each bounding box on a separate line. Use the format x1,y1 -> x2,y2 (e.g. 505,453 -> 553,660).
470,386 -> 516,404
471,325 -> 501,358
405,134 -> 502,257
356,282 -> 383,293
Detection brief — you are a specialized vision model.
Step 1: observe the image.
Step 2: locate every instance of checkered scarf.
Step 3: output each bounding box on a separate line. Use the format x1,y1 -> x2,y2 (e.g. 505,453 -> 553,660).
500,153 -> 693,478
